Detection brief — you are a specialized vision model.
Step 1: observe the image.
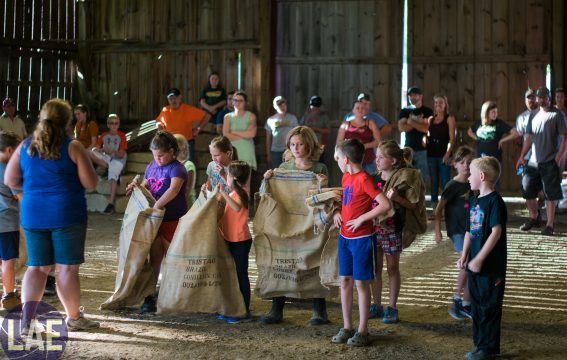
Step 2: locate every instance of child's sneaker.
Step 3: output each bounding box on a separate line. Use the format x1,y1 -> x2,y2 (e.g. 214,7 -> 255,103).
448,297 -> 464,320
139,295 -> 157,314
1,291 -> 21,311
66,309 -> 100,331
44,275 -> 56,296
460,304 -> 472,319
102,203 -> 115,215
368,303 -> 384,319
382,306 -> 399,324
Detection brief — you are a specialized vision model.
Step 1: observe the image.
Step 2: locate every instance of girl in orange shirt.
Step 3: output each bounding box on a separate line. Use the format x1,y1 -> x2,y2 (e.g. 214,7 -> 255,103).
216,160 -> 252,323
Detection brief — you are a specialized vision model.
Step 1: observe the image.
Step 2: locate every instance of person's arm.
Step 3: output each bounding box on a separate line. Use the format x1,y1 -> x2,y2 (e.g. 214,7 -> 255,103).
4,143 -> 23,189
364,121 -> 381,149
556,133 -> 566,165
467,127 -> 477,141
211,100 -> 226,112
68,140 -> 99,189
218,184 -> 243,212
335,122 -> 347,146
199,98 -> 214,114
195,113 -> 212,136
346,192 -> 391,232
232,113 -> 257,139
398,117 -> 413,132
222,114 -> 238,140
153,177 -> 184,210
186,169 -> 195,195
386,187 -> 417,209
407,115 -> 429,133
466,224 -> 502,273
88,122 -> 98,149
457,231 -> 471,269
434,199 -> 447,244
498,128 -> 519,149
379,123 -> 392,137
443,115 -> 456,164
516,134 -> 532,169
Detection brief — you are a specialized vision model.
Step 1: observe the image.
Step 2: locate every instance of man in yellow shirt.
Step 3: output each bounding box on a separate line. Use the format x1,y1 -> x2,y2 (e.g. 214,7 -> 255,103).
156,88 -> 210,161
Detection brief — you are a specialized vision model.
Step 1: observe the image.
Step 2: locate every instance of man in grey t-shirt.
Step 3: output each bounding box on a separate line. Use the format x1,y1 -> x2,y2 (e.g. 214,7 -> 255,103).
517,87 -> 567,236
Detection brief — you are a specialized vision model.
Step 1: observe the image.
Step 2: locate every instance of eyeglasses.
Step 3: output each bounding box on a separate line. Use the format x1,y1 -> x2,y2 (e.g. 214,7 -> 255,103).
232,99 -> 244,103
107,122 -> 119,125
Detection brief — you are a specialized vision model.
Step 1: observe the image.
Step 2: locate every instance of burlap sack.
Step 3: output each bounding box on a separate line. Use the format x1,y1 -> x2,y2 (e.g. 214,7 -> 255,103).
253,169 -> 332,299
100,186 -> 164,310
157,191 -> 246,317
319,226 -> 340,288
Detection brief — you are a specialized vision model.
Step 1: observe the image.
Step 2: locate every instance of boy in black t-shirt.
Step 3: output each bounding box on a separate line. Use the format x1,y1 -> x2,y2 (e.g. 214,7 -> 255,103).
457,156 -> 507,360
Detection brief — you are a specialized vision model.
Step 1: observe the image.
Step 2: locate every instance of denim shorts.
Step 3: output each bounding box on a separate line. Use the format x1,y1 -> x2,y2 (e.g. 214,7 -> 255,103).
24,222 -> 87,266
338,234 -> 375,281
450,233 -> 465,253
0,231 -> 20,261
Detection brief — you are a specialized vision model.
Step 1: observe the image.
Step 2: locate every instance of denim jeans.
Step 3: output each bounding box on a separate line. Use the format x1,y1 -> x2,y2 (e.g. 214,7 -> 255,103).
427,156 -> 451,204
412,150 -> 429,186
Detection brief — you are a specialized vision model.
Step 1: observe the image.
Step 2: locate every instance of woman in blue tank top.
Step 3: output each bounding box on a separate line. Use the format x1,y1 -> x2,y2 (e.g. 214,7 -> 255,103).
4,98 -> 100,331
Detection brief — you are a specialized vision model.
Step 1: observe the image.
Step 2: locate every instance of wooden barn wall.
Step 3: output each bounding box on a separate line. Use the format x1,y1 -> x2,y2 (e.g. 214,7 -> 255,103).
79,0 -> 264,126
407,0 -> 553,194
275,0 -> 403,125
0,0 -> 78,127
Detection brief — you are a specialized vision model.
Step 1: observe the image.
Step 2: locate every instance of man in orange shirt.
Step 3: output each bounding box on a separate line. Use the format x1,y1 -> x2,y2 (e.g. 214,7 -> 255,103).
156,88 -> 210,161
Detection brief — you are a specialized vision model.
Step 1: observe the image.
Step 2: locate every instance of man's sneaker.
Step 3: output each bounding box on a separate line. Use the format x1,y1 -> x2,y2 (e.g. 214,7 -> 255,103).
541,226 -> 554,236
466,349 -> 497,360
66,311 -> 100,331
520,217 -> 541,231
382,306 -> 399,324
460,304 -> 472,319
368,304 -> 384,319
140,295 -> 157,314
1,291 -> 21,311
44,275 -> 56,296
102,203 -> 115,215
448,297 -> 464,320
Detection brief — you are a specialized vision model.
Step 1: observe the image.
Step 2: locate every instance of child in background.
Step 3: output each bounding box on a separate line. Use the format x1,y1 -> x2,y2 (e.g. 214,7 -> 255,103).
73,104 -> 99,149
90,114 -> 128,214
434,146 -> 474,320
174,134 -> 196,209
331,139 -> 391,347
216,161 -> 252,323
199,72 -> 227,124
261,126 -> 329,326
457,156 -> 507,360
126,130 -> 188,313
369,140 -> 416,324
0,131 -> 21,310
204,136 -> 235,194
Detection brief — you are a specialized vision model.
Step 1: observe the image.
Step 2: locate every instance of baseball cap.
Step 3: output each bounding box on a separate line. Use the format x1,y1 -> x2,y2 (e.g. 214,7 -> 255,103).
535,87 -> 550,98
357,92 -> 371,101
273,95 -> 286,107
2,97 -> 15,107
309,96 -> 322,107
525,88 -> 535,98
407,87 -> 422,95
167,88 -> 181,98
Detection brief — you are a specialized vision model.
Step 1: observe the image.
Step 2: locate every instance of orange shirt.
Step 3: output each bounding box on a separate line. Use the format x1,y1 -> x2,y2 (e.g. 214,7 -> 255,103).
220,191 -> 251,242
156,103 -> 206,140
75,121 -> 99,148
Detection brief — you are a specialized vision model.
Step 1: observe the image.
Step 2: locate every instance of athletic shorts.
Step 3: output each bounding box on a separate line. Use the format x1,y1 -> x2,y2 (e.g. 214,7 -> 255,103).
374,231 -> 402,255
24,222 -> 87,266
522,161 -> 563,200
157,220 -> 179,243
338,234 -> 375,281
0,231 -> 19,261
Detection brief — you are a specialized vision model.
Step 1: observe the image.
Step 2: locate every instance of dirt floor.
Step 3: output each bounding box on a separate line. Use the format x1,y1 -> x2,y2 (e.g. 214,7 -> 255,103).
3,204 -> 567,360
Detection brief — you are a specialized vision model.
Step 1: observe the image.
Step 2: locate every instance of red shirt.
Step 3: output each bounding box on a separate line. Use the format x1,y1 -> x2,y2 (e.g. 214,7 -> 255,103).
340,171 -> 381,238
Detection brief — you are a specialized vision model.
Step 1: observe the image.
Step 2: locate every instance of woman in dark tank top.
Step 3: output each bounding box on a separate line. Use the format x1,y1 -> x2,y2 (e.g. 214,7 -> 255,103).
426,95 -> 456,207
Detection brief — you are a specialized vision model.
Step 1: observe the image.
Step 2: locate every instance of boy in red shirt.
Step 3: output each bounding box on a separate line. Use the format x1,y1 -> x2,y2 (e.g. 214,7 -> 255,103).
331,139 -> 391,346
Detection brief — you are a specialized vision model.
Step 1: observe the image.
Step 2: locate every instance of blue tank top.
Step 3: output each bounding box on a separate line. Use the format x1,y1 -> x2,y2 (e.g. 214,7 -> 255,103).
20,137 -> 87,228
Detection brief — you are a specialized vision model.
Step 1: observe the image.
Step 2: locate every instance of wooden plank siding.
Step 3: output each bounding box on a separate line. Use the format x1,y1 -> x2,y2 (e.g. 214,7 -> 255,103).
407,0 -> 553,194
0,0 -> 77,126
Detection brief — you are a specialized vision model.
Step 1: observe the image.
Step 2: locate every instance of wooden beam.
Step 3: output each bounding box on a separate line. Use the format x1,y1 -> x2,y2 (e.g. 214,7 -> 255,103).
88,39 -> 261,54
552,0 -> 565,87
0,39 -> 77,52
411,54 -> 551,64
276,56 -> 402,65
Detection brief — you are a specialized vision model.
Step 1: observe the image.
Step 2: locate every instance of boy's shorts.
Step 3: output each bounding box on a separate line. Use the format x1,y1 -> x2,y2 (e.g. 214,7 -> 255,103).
450,233 -> 465,253
0,231 -> 19,261
522,162 -> 563,200
338,234 -> 375,281
374,231 -> 402,255
24,222 -> 86,266
157,220 -> 179,243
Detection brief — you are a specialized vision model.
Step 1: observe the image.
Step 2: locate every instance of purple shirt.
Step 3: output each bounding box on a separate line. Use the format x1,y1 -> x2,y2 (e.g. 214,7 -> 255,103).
145,160 -> 188,221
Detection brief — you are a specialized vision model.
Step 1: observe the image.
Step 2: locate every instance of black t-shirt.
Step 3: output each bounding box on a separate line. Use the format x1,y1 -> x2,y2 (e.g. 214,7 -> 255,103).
470,119 -> 512,160
441,179 -> 472,237
399,106 -> 434,151
466,191 -> 507,276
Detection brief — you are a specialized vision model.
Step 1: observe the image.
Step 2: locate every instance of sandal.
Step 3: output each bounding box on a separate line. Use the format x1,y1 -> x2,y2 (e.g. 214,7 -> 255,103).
331,328 -> 355,344
347,331 -> 369,347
